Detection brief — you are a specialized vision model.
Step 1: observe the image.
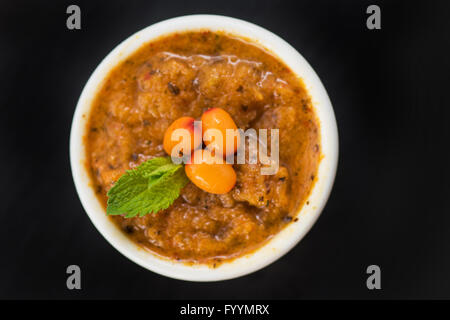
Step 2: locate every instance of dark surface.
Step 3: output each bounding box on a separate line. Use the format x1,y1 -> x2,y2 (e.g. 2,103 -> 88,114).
1,0 -> 449,299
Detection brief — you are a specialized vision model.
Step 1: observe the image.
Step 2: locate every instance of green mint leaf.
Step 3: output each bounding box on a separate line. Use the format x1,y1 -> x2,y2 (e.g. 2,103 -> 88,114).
106,157 -> 188,217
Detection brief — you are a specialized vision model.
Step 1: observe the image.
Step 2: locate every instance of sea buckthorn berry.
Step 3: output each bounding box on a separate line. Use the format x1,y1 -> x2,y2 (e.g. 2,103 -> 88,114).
185,149 -> 237,194
201,108 -> 240,156
163,117 -> 201,157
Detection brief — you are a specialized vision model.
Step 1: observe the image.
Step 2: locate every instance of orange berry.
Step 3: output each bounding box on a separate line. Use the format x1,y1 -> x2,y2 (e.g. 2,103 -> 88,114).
201,108 -> 240,156
163,117 -> 201,156
185,149 -> 236,194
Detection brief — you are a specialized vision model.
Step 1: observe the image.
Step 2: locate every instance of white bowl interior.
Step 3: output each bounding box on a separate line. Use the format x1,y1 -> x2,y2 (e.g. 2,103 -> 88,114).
70,14 -> 338,281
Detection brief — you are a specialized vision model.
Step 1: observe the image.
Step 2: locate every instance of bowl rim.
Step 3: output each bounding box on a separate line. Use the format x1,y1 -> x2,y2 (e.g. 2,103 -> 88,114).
70,14 -> 339,282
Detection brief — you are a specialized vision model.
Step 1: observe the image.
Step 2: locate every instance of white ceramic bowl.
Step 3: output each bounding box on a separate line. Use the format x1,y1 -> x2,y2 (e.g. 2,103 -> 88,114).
70,14 -> 338,281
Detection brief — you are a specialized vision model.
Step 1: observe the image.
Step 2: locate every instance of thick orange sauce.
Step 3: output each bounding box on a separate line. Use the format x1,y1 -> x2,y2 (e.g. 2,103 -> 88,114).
85,31 -> 320,265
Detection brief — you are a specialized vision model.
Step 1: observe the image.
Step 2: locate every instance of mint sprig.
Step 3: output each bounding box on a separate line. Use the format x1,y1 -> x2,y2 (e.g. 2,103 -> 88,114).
106,157 -> 188,218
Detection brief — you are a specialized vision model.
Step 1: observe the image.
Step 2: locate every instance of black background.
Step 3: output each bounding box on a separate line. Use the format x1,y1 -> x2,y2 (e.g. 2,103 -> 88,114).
1,0 -> 449,299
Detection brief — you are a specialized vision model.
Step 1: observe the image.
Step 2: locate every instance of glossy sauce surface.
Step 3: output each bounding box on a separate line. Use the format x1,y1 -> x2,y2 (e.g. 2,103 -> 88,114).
85,31 -> 321,264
